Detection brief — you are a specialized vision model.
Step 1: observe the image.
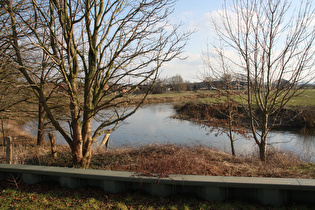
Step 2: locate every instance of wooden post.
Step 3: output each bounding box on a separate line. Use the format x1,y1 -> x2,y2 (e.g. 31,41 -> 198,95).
5,136 -> 12,164
1,118 -> 6,146
49,132 -> 57,159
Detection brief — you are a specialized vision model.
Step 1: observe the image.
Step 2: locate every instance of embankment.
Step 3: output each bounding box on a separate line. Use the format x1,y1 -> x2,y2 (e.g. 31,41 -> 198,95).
175,102 -> 315,131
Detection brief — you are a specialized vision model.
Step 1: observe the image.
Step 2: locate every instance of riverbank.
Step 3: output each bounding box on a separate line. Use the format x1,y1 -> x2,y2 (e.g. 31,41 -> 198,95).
1,90 -> 314,208
174,101 -> 315,132
1,100 -> 315,209
0,91 -> 314,179
1,132 -> 314,179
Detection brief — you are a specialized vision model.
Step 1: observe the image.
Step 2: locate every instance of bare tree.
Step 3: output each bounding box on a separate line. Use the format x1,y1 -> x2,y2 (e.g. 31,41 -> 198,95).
202,47 -> 246,156
0,58 -> 27,111
169,74 -> 185,92
1,0 -> 65,146
210,0 -> 315,161
0,3 -> 33,143
2,0 -> 190,167
29,36 -> 65,146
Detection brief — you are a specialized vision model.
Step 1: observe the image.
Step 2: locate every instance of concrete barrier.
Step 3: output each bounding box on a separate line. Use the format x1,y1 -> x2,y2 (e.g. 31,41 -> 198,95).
0,163 -> 314,206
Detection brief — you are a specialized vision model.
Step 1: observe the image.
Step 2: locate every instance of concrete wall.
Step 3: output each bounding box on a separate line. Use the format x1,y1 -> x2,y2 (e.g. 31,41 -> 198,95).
0,163 -> 314,206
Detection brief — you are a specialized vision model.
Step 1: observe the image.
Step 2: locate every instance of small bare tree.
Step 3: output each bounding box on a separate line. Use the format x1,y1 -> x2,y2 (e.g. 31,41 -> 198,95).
3,0 -> 190,167
210,0 -> 315,161
202,47 -> 247,156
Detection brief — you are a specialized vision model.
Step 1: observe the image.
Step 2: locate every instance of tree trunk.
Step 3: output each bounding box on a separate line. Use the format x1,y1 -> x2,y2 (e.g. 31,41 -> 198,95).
259,138 -> 267,162
259,113 -> 269,162
5,136 -> 12,164
81,153 -> 91,169
70,106 -> 83,165
66,86 -> 84,166
72,139 -> 83,165
37,102 -> 45,146
227,98 -> 236,156
230,135 -> 236,156
48,132 -> 57,159
98,133 -> 111,151
82,118 -> 93,168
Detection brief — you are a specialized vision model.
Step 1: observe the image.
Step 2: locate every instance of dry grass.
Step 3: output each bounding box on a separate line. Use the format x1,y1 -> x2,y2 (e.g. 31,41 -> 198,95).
2,141 -> 313,179
0,120 -> 70,165
90,144 -> 313,179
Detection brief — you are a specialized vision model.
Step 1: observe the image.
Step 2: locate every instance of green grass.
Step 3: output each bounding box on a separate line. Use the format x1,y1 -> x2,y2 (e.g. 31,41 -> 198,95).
151,90 -> 220,97
286,89 -> 315,107
0,183 -> 313,209
193,89 -> 315,107
149,91 -> 194,97
293,163 -> 315,175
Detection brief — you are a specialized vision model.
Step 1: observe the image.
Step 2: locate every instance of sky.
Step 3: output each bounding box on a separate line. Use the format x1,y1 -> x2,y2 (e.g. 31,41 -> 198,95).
159,0 -> 228,82
159,0 -> 314,83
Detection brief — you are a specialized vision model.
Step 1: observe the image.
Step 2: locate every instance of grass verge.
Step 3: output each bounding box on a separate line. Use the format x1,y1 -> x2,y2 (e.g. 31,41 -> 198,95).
0,180 -> 314,209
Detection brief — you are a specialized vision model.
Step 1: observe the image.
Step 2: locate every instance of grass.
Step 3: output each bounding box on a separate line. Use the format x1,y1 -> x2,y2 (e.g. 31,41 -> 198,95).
1,181 -> 314,209
140,90 -> 215,104
286,89 -> 315,107
193,89 -> 315,107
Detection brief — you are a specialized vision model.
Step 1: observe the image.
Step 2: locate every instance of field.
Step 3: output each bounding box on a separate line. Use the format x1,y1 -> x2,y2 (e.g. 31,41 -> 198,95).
192,88 -> 315,107
286,89 -> 315,107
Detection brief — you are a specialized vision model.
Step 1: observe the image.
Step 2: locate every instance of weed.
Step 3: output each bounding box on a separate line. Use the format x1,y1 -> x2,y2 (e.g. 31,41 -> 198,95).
115,202 -> 128,210
7,174 -> 21,189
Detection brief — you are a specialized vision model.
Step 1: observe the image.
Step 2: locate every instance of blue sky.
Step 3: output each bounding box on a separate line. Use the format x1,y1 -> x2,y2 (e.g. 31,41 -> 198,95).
160,0 -> 228,82
160,0 -> 314,83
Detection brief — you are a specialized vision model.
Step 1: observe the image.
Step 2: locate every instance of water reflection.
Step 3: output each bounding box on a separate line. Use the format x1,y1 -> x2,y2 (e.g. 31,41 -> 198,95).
98,103 -> 315,162
25,103 -> 315,162
267,131 -> 315,162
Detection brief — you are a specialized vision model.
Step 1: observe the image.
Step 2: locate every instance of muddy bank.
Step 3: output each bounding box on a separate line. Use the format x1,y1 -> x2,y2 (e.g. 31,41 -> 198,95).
175,102 -> 315,131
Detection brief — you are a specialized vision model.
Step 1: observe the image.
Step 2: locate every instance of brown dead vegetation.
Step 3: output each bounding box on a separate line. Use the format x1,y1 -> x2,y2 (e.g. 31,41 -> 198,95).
91,144 -> 313,179
1,136 -> 314,179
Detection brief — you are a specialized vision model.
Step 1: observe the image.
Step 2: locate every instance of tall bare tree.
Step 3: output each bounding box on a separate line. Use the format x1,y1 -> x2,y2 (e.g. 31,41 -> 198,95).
1,0 -> 64,146
0,1 -> 32,133
2,0 -> 190,167
210,0 -> 315,161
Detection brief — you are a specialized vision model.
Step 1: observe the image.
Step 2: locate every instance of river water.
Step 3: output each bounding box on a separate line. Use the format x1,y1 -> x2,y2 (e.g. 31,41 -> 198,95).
25,103 -> 315,162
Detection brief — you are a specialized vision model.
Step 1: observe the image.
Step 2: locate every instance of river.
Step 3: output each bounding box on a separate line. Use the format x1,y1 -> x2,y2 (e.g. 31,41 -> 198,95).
25,103 -> 315,162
